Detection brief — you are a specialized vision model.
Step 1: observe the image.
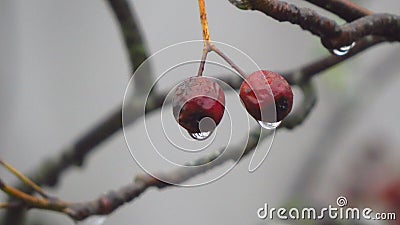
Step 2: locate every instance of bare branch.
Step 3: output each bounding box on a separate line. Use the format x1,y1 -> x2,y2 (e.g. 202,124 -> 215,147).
322,14 -> 400,49
107,0 -> 154,95
246,0 -> 400,49
0,178 -> 68,212
0,160 -> 50,199
106,0 -> 148,73
0,202 -> 20,209
3,1 -> 151,224
3,29 -> 388,224
68,79 -> 317,220
304,0 -> 372,22
248,0 -> 341,37
0,77 -> 317,221
216,36 -> 386,86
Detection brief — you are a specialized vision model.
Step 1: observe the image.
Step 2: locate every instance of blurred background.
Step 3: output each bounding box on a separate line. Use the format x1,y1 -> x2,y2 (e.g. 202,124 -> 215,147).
0,0 -> 400,224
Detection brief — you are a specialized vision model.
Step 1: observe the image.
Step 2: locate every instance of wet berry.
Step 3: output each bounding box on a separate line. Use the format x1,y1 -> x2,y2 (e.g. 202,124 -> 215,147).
239,70 -> 293,122
172,77 -> 225,136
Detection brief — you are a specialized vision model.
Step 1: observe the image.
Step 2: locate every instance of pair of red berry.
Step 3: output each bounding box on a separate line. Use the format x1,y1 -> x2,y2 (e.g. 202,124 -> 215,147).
172,70 -> 293,138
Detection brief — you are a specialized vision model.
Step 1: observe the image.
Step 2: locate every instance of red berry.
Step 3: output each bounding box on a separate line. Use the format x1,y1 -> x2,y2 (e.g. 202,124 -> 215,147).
239,70 -> 293,122
172,77 -> 225,135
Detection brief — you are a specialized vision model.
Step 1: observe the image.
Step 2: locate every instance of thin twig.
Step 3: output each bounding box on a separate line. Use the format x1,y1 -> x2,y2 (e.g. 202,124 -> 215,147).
107,0 -> 148,72
0,203 -> 10,209
197,0 -> 212,77
198,0 -> 211,43
210,44 -> 248,78
197,43 -> 211,77
197,0 -> 249,79
0,202 -> 21,209
0,179 -> 67,211
0,160 -> 49,199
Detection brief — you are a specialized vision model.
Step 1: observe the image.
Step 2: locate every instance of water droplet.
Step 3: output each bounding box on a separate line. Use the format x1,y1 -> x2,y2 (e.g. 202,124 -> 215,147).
258,120 -> 281,130
332,42 -> 356,56
189,131 -> 212,140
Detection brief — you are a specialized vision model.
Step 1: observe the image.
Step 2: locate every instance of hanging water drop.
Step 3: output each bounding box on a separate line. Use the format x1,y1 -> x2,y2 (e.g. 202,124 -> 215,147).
187,116 -> 215,140
189,131 -> 212,140
258,120 -> 281,130
332,42 -> 356,56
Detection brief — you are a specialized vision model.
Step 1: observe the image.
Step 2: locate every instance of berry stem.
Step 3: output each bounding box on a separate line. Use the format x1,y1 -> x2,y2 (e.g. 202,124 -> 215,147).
196,0 -> 212,77
196,44 -> 211,77
196,0 -> 247,79
198,0 -> 211,44
210,44 -> 248,79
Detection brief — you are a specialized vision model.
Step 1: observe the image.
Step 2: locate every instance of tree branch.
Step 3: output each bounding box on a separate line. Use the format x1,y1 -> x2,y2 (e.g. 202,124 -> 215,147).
245,0 -> 400,49
0,160 -> 49,199
0,32 -> 389,219
248,0 -> 341,37
106,0 -> 147,73
107,0 -> 154,94
322,14 -> 400,49
218,36 -> 386,86
7,0 -> 395,198
304,0 -> 372,22
0,179 -> 67,212
0,79 -> 316,220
